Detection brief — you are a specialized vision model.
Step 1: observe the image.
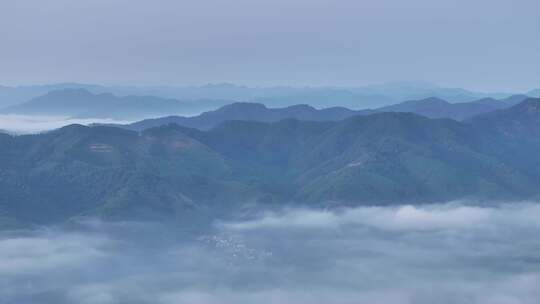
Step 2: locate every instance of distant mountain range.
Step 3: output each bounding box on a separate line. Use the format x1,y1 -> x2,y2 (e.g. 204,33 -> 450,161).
113,103 -> 375,131
0,89 -> 230,120
0,81 -> 532,110
378,95 -> 528,120
1,98 -> 540,228
108,95 -> 529,131
528,89 -> 540,98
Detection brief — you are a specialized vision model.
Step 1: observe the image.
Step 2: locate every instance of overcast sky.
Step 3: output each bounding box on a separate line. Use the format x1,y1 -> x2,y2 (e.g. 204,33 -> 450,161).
1,0 -> 539,91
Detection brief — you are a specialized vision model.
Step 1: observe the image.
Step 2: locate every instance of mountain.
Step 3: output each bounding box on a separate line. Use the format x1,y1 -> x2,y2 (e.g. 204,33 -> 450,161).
0,82 -> 523,110
115,102 -> 374,131
185,113 -> 533,204
251,82 -> 514,107
251,88 -> 395,109
0,83 -> 105,108
468,98 -> 540,181
0,89 -> 231,120
3,101 -> 540,227
0,124 -> 239,225
112,96 -> 527,132
527,89 -> 540,98
499,94 -> 530,106
349,81 -> 512,103
378,97 -> 513,120
469,98 -> 540,137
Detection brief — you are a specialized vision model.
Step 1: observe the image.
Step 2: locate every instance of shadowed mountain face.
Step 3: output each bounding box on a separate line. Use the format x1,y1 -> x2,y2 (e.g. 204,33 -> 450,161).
0,89 -> 231,120
1,98 -> 540,227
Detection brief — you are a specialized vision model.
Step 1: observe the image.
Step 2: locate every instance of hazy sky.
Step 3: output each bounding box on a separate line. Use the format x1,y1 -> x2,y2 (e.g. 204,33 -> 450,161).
1,0 -> 539,91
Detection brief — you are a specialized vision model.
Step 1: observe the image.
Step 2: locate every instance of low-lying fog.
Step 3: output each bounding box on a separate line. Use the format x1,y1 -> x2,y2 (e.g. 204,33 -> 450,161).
2,202 -> 540,304
0,114 -> 131,134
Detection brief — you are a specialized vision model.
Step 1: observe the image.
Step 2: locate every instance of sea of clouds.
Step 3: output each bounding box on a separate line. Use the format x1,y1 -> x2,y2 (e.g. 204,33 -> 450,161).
2,202 -> 540,303
0,114 -> 131,134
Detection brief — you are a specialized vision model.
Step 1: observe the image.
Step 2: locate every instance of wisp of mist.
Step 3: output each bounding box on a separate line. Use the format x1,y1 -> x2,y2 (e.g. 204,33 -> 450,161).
1,201 -> 540,304
0,114 -> 131,134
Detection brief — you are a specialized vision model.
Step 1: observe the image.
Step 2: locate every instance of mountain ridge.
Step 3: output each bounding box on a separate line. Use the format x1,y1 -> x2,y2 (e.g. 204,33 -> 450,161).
0,89 -> 232,120
114,102 -> 374,131
110,95 -> 529,132
2,99 -> 540,227
0,82 -> 524,111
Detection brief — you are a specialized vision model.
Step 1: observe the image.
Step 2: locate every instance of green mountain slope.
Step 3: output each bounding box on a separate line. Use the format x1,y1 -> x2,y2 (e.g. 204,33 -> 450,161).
2,100 -> 540,226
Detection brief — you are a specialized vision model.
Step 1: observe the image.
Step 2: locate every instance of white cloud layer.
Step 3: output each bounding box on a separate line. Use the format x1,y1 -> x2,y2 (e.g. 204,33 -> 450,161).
0,114 -> 130,134
223,203 -> 495,231
1,202 -> 540,303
